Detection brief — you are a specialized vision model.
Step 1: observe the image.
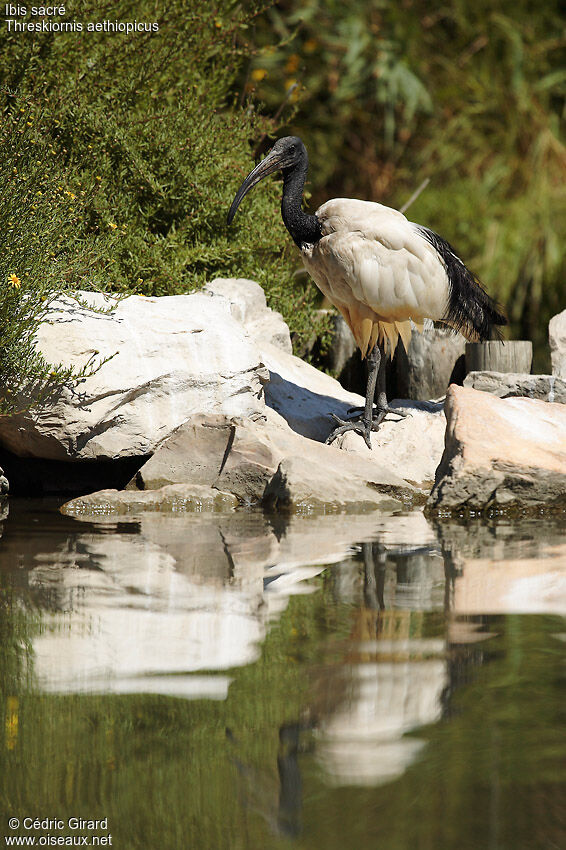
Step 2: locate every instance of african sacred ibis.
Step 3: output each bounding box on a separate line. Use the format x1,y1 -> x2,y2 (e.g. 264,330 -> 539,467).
228,136 -> 506,448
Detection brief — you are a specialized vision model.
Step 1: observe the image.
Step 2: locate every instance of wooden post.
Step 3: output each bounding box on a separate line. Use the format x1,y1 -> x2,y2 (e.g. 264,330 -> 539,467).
465,341 -> 532,374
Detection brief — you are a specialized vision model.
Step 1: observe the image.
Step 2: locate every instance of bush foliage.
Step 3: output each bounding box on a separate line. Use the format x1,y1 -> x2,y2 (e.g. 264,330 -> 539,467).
0,106 -> 114,415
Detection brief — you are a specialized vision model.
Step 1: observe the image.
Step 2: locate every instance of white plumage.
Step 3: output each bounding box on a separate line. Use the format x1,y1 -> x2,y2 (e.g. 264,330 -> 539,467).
302,198 -> 451,357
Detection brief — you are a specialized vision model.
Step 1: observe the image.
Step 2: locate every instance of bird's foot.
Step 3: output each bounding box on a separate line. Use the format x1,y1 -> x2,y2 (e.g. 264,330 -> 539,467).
325,414 -> 374,449
326,404 -> 412,449
347,404 -> 412,422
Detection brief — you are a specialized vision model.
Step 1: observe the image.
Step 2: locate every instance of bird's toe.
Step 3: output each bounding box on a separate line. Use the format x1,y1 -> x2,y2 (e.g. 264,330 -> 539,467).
325,415 -> 374,449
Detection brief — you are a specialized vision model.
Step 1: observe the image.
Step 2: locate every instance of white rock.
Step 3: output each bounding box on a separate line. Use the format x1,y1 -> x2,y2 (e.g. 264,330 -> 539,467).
116,410 -> 418,514
549,309 -> 566,377
259,339 -> 365,441
257,339 -> 446,489
204,277 -> 292,353
0,291 -> 267,460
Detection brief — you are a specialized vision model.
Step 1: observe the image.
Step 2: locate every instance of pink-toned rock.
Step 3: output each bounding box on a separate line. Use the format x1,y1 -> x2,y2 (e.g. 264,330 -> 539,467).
427,385 -> 566,512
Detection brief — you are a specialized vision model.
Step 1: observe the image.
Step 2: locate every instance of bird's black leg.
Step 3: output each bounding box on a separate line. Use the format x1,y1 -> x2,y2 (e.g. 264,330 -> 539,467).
370,342 -> 411,430
326,343 -> 381,449
326,342 -> 410,449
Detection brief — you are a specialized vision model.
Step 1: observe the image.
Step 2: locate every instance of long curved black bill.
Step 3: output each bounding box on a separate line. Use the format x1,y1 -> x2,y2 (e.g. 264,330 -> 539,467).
227,148 -> 285,225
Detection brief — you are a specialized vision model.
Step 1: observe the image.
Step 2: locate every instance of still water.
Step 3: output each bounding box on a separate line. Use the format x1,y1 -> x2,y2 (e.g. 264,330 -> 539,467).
0,499 -> 565,849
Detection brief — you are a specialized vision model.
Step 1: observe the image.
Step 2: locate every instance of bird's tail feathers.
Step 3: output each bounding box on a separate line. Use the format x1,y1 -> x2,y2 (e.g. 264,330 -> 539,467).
417,226 -> 507,341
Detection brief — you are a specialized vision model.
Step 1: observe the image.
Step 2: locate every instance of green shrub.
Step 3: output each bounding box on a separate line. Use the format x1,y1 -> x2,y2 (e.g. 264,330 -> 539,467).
0,105 -> 112,415
0,0 -> 327,362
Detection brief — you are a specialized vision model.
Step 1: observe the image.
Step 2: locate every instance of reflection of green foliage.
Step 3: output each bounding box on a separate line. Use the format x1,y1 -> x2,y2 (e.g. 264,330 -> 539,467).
246,0 -> 566,368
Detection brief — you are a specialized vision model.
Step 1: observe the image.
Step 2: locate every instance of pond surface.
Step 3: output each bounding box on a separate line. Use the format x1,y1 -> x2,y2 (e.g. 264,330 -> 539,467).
0,499 -> 565,849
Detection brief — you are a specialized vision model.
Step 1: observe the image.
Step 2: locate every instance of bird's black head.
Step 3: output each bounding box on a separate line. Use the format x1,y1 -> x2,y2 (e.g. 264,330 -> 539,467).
227,136 -> 307,225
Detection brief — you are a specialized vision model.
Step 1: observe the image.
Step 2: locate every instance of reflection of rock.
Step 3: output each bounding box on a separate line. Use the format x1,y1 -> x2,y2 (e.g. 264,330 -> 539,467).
428,385 -> 566,512
317,658 -> 446,787
452,556 -> 566,615
433,515 -> 566,614
26,509 -> 390,698
311,525 -> 448,787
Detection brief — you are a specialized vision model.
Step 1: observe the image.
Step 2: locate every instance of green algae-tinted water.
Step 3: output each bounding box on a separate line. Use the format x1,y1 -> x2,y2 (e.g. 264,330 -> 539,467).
0,499 -> 565,849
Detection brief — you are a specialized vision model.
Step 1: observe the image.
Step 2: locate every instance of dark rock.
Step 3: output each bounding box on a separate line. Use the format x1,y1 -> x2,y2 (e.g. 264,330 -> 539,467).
0,445 -> 147,496
129,414 -> 234,491
393,324 -> 466,401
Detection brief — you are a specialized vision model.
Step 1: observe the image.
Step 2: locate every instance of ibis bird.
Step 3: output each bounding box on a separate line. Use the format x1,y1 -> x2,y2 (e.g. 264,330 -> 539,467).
228,136 -> 506,448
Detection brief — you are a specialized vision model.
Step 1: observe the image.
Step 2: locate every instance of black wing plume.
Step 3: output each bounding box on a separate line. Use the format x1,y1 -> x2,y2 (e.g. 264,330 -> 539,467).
417,226 -> 507,341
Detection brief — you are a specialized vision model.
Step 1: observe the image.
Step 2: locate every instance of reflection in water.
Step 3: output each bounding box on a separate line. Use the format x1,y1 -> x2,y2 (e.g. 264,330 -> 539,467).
0,501 -> 565,849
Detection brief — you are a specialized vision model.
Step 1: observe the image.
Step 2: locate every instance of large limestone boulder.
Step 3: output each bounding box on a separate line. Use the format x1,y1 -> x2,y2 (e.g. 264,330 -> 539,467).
549,309 -> 566,377
0,291 -> 267,461
428,385 -> 566,513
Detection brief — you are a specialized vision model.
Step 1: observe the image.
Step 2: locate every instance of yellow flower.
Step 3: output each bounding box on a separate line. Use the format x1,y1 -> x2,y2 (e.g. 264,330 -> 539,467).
251,68 -> 267,82
9,274 -> 21,289
5,697 -> 18,751
95,175 -> 102,182
108,222 -> 117,230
